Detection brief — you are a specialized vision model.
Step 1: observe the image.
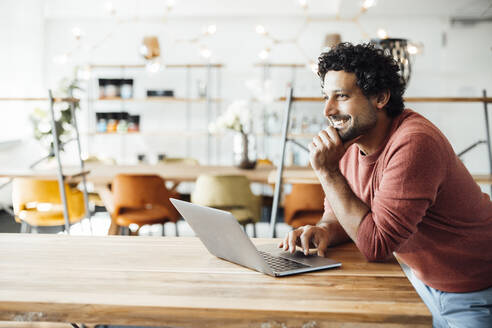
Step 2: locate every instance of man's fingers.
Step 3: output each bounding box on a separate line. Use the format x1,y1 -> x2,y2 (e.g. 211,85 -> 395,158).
323,126 -> 341,146
316,234 -> 329,258
312,135 -> 324,148
300,228 -> 314,256
287,229 -> 302,253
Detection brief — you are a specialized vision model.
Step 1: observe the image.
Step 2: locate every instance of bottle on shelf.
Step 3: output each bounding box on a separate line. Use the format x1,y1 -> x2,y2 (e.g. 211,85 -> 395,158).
106,113 -> 118,133
96,112 -> 107,133
120,79 -> 133,99
128,115 -> 140,132
117,112 -> 129,133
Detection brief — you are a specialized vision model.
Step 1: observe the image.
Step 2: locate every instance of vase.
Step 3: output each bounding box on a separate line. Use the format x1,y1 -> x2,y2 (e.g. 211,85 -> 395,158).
233,132 -> 257,170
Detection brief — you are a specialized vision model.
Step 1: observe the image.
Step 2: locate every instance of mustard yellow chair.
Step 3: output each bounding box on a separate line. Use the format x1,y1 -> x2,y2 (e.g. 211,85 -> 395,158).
12,178 -> 86,233
284,183 -> 325,229
111,174 -> 181,236
191,174 -> 262,237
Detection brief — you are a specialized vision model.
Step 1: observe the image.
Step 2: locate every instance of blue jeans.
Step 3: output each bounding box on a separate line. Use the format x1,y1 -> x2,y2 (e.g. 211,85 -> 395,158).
400,262 -> 492,328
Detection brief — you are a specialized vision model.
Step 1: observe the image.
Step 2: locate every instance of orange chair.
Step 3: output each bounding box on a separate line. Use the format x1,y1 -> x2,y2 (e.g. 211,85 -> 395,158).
111,174 -> 181,236
283,183 -> 325,229
12,178 -> 86,233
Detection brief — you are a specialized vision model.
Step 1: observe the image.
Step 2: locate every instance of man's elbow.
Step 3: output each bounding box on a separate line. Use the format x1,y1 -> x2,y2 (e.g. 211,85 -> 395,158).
359,244 -> 394,262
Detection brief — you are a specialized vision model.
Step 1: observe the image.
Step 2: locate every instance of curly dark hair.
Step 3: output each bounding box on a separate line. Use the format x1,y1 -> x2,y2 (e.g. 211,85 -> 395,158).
318,42 -> 405,117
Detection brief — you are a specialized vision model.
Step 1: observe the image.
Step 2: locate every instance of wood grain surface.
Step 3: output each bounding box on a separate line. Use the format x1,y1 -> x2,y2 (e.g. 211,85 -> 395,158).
0,234 -> 430,327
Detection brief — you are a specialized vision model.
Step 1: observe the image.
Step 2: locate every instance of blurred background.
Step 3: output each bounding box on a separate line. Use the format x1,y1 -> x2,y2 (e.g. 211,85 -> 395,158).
1,0 -> 491,202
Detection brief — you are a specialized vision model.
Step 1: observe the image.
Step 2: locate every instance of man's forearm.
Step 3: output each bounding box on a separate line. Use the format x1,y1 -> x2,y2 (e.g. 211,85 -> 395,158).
316,211 -> 351,246
317,169 -> 370,243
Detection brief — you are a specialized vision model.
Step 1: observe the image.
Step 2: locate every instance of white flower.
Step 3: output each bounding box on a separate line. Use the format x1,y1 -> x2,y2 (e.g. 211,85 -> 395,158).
208,122 -> 217,134
211,99 -> 252,134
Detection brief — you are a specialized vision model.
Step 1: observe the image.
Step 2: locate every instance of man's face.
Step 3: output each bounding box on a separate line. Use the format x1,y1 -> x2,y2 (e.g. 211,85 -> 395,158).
322,70 -> 378,143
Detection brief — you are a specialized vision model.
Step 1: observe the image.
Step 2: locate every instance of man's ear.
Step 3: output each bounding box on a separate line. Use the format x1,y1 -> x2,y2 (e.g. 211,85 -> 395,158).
375,90 -> 390,110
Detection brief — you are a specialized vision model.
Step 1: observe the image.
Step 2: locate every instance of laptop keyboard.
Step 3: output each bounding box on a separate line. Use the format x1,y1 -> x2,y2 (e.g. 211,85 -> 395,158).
258,251 -> 310,272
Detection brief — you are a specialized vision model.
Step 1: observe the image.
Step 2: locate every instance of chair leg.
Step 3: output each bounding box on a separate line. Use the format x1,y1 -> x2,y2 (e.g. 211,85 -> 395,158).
162,223 -> 166,236
20,221 -> 28,233
252,223 -> 257,238
175,222 -> 179,237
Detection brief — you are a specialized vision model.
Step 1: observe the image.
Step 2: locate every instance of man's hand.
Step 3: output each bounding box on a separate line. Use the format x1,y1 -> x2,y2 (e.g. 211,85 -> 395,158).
309,126 -> 357,173
277,225 -> 333,257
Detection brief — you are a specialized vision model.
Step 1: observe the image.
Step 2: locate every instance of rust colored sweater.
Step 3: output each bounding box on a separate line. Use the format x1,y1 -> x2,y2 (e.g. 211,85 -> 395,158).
324,109 -> 492,292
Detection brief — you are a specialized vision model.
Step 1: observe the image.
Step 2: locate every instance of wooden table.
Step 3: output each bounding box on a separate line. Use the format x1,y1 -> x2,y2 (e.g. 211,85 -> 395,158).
1,164 -> 489,186
0,234 -> 431,327
82,163 -> 300,185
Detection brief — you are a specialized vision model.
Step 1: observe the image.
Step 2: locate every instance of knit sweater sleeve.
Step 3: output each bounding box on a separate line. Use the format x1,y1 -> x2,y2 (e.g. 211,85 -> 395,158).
355,133 -> 446,262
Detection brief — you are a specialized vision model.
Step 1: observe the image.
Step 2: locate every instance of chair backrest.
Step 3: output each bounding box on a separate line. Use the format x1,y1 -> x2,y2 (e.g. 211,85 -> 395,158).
13,179 -> 68,211
284,183 -> 325,225
112,174 -> 179,218
83,155 -> 117,165
160,157 -> 199,166
12,178 -> 85,219
191,174 -> 254,208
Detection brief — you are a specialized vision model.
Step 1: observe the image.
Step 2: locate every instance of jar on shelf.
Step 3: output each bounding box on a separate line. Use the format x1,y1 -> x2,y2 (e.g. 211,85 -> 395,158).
105,80 -> 119,98
98,79 -> 107,99
128,115 -> 140,132
106,113 -> 118,133
117,112 -> 129,133
120,79 -> 133,99
96,112 -> 107,133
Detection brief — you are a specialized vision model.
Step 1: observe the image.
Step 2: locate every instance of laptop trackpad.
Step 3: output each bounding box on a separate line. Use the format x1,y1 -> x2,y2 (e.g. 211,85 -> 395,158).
256,244 -> 340,267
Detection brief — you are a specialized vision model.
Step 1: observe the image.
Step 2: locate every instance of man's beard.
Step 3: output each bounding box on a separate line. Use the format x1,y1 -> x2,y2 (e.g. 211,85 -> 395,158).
334,109 -> 377,143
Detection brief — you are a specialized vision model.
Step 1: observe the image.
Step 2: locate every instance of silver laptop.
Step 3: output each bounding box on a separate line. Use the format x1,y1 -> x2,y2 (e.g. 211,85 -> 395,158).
170,198 -> 341,277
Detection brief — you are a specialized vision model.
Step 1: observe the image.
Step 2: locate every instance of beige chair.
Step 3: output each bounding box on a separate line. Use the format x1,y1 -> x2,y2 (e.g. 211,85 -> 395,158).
191,174 -> 261,237
160,157 -> 199,166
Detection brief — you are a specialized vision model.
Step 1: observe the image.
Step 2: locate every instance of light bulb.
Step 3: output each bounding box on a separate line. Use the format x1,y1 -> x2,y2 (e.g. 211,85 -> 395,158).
256,25 -> 266,35
377,28 -> 388,39
167,0 -> 175,9
139,45 -> 149,56
258,49 -> 270,60
200,47 -> 212,59
299,0 -> 308,9
146,60 -> 161,73
407,44 -> 418,55
362,0 -> 377,10
207,25 -> 217,35
105,2 -> 116,15
72,27 -> 83,40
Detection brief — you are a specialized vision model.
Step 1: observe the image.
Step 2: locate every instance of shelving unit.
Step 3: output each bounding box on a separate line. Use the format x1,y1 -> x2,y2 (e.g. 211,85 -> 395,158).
254,63 -> 307,162
84,63 -> 223,164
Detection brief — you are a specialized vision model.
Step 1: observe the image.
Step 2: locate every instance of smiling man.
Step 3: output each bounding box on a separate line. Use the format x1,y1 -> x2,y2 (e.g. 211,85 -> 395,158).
279,43 -> 492,327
